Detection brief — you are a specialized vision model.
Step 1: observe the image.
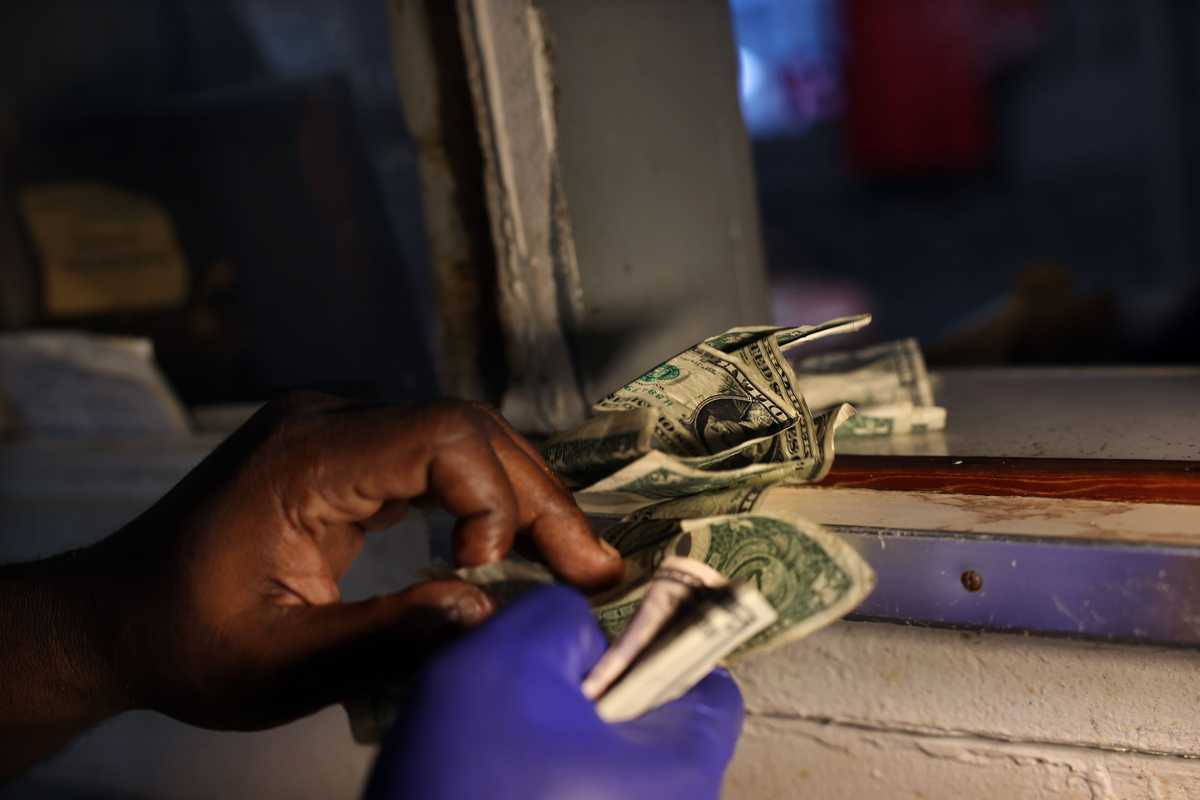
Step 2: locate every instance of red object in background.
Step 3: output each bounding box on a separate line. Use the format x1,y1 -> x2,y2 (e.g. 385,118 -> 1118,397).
843,0 -> 993,174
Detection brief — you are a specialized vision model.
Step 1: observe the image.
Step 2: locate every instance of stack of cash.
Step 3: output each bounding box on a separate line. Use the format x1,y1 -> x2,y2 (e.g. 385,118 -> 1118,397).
349,317 -> 945,741
581,556 -> 774,722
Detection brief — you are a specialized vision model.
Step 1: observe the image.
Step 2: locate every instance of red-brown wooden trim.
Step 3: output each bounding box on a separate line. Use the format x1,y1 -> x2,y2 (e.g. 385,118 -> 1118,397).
824,456 -> 1200,505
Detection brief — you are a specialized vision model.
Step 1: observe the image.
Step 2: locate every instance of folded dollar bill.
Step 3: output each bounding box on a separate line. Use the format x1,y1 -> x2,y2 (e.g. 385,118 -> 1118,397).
789,337 -> 947,439
586,557 -> 777,723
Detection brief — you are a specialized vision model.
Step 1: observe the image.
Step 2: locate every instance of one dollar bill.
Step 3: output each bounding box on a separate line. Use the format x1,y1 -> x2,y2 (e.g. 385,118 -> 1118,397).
541,316 -> 870,514
789,337 -> 947,439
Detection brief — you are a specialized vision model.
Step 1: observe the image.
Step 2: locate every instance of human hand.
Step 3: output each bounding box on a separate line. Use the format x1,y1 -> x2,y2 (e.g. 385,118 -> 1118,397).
83,394 -> 623,730
364,585 -> 744,800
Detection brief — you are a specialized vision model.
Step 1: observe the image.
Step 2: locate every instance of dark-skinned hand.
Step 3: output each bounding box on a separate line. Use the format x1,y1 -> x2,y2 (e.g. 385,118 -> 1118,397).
3,394 -> 622,756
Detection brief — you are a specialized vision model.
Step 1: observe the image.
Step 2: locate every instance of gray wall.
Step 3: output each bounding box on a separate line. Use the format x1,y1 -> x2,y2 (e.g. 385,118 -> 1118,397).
538,0 -> 771,401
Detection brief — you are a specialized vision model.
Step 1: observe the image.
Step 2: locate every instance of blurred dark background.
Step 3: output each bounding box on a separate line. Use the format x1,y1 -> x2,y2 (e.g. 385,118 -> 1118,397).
737,0 -> 1200,365
0,1 -> 437,405
0,0 -> 1197,409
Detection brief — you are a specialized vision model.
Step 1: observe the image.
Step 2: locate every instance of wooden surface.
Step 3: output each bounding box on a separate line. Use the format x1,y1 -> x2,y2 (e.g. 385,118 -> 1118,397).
752,486 -> 1200,546
828,368 -> 1200,504
826,455 -> 1200,505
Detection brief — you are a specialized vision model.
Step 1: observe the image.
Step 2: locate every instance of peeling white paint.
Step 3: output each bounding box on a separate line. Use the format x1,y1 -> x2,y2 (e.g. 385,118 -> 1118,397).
729,620 -> 1200,797
457,0 -> 587,433
733,619 -> 1200,758
728,716 -> 1200,799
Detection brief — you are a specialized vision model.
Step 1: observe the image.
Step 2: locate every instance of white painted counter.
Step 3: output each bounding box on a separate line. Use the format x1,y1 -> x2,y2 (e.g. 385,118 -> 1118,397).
840,367 -> 1200,460
727,620 -> 1200,798
728,366 -> 1200,799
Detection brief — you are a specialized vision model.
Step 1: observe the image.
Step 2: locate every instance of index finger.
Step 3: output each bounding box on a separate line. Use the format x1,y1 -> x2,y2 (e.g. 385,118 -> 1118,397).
302,403 -> 519,564
309,402 -> 621,587
473,405 -> 570,492
481,417 -> 622,589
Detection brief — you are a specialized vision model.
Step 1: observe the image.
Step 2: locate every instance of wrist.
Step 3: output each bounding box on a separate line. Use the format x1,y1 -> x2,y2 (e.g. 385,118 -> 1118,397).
0,546 -> 131,727
0,543 -> 136,777
53,545 -> 135,719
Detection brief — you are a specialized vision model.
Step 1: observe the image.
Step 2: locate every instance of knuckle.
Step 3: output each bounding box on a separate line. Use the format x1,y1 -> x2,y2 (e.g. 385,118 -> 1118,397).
397,579 -> 462,609
465,400 -> 507,426
426,400 -> 494,441
239,396 -> 346,481
251,392 -> 343,440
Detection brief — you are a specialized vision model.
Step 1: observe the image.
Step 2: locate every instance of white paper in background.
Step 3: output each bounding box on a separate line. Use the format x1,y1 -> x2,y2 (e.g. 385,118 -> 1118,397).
0,331 -> 191,437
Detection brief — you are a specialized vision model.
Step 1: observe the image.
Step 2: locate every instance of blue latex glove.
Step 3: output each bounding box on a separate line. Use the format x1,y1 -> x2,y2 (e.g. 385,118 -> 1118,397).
364,585 -> 744,800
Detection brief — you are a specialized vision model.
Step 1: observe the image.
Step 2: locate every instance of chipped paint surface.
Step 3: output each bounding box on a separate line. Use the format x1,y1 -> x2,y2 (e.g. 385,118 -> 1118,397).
728,716 -> 1200,799
458,0 -> 588,433
728,620 -> 1200,797
747,486 -> 1200,546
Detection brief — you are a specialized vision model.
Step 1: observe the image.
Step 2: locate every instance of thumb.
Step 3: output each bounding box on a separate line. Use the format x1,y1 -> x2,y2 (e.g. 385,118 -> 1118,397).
616,668 -> 745,766
257,579 -> 495,718
458,584 -> 608,685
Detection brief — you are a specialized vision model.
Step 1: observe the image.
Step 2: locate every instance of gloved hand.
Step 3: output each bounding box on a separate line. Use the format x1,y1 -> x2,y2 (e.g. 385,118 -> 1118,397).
365,585 -> 744,800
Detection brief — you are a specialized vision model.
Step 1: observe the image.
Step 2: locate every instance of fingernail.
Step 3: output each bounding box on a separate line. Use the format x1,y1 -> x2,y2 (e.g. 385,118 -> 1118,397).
599,538 -> 621,560
449,588 -> 495,626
